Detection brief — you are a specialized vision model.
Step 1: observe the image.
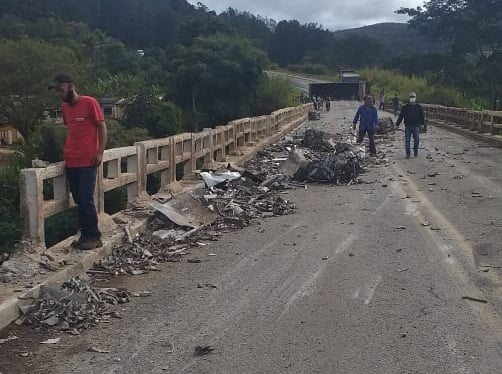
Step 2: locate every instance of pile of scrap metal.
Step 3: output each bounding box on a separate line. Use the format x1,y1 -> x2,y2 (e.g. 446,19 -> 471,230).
308,110 -> 321,120
280,128 -> 365,185
16,277 -> 130,333
91,234 -> 190,276
199,167 -> 297,228
376,117 -> 396,134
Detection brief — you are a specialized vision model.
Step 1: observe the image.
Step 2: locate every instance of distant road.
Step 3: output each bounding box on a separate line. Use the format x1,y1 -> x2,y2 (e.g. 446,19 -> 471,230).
265,71 -> 330,93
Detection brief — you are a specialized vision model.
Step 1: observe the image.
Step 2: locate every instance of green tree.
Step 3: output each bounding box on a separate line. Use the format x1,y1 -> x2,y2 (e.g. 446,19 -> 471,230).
398,0 -> 502,108
122,86 -> 182,138
170,33 -> 269,128
0,38 -> 90,141
252,76 -> 293,115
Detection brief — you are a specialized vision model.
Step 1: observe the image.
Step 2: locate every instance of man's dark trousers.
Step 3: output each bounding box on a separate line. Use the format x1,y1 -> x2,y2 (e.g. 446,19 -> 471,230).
405,126 -> 420,157
66,167 -> 101,239
358,128 -> 377,156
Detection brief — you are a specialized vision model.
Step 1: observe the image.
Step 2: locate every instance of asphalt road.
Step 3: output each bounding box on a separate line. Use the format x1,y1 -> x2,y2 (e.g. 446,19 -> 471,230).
2,101 -> 502,374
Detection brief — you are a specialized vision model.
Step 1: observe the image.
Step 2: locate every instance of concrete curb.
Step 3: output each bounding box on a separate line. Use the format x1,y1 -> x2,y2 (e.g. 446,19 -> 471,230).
0,116 -> 308,331
429,120 -> 502,148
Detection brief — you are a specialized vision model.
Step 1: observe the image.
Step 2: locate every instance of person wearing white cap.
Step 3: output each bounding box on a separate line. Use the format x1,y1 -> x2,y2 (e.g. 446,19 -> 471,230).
396,92 -> 425,159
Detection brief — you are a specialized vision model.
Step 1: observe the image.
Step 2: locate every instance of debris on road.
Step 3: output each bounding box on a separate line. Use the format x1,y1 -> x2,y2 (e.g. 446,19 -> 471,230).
194,345 -> 214,356
308,110 -> 320,121
273,129 -> 366,185
40,337 -> 61,344
461,296 -> 488,304
17,277 -> 130,333
0,334 -> 18,344
197,283 -> 217,289
131,291 -> 153,297
88,346 -> 110,353
376,118 -> 396,134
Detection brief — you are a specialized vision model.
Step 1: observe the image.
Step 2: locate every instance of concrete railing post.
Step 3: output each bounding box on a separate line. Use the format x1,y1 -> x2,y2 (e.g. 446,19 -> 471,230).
127,154 -> 139,200
96,164 -> 105,215
135,142 -> 148,197
19,169 -> 46,249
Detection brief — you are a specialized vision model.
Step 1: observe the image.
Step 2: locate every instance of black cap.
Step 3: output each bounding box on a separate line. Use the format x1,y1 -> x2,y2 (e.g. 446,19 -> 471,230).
48,73 -> 74,90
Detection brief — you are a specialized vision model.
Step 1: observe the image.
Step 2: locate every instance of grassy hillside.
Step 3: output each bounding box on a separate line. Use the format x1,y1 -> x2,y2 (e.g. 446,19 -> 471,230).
334,22 -> 448,56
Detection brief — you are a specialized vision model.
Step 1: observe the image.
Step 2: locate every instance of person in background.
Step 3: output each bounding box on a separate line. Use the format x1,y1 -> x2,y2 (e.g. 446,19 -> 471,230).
353,95 -> 378,157
392,93 -> 400,116
379,87 -> 385,110
49,73 -> 108,250
396,91 -> 425,159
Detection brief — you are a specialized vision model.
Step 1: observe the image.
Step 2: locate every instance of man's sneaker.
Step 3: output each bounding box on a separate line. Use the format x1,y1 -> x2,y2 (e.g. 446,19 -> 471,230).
76,237 -> 103,250
405,155 -> 411,159
414,151 -> 418,157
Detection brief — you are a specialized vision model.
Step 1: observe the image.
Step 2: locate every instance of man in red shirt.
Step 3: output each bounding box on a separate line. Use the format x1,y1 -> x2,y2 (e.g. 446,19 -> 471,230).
49,73 -> 108,250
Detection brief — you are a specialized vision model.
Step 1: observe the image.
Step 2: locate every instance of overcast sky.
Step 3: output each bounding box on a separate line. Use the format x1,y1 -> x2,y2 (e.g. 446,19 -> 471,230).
188,0 -> 424,30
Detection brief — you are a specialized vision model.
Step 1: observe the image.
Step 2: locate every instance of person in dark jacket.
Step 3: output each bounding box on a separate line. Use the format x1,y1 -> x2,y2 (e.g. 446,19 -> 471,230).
396,92 -> 425,158
353,95 -> 378,157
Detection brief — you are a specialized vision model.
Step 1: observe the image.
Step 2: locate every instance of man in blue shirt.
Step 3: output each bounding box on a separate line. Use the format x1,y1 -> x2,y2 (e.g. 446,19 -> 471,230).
353,95 -> 378,157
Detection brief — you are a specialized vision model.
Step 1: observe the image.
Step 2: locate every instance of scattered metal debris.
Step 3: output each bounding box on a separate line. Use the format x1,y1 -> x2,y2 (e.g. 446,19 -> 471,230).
461,296 -> 488,304
376,118 -> 396,134
194,345 -> 214,356
0,334 -> 18,344
40,337 -> 61,344
88,346 -> 110,353
17,277 -> 130,332
91,235 -> 188,277
308,110 -> 320,121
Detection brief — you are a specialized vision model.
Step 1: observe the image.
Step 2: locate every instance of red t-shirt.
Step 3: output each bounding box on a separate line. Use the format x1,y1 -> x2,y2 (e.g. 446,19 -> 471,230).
62,96 -> 104,167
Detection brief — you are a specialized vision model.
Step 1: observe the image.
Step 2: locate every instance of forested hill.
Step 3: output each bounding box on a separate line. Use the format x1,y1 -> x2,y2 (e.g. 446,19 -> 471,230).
0,1 -> 446,56
334,22 -> 448,55
0,0 -> 207,48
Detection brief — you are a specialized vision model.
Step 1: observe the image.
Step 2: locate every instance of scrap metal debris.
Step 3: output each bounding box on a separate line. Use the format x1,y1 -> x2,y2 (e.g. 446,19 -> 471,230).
376,117 -> 396,134
40,337 -> 61,344
92,235 -> 187,276
303,142 -> 364,184
194,345 -> 214,356
17,277 -> 130,332
88,346 -> 110,353
461,296 -> 488,304
308,110 -> 321,121
0,334 -> 18,344
284,128 -> 366,184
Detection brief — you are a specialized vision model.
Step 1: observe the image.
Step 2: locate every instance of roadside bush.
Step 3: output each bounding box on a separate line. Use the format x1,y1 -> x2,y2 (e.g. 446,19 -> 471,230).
289,63 -> 329,76
252,76 -> 293,115
0,165 -> 21,254
358,68 -> 480,108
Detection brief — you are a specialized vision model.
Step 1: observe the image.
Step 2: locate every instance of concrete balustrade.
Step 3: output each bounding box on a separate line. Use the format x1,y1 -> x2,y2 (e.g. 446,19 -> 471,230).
19,104 -> 312,249
423,104 -> 502,136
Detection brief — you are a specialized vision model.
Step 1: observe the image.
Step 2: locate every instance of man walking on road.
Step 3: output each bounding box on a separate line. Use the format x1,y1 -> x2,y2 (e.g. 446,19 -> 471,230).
396,91 -> 425,159
353,95 -> 378,157
49,73 -> 108,250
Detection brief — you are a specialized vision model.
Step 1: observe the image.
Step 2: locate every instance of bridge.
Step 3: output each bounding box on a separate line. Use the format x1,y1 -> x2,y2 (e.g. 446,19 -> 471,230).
2,99 -> 502,373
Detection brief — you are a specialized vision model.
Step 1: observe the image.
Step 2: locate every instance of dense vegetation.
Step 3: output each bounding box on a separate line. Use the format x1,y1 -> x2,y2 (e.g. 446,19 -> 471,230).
1,0 -> 500,254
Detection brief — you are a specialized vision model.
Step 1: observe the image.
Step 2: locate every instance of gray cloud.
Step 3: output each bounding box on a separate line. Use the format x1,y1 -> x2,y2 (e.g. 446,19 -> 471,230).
190,0 -> 423,30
